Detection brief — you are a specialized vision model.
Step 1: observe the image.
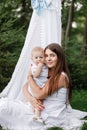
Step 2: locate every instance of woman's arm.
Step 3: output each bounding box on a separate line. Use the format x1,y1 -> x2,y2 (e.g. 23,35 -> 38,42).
23,82 -> 44,110
58,73 -> 69,88
28,73 -> 68,99
23,82 -> 33,102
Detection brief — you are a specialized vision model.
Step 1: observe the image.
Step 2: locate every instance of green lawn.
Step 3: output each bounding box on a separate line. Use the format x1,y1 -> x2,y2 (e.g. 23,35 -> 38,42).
0,89 -> 87,130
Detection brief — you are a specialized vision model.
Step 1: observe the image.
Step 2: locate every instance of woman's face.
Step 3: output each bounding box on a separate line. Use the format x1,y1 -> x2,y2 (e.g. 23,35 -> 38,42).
45,48 -> 58,68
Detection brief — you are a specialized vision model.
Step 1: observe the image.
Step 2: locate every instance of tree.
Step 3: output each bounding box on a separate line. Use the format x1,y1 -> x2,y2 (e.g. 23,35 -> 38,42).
0,0 -> 32,91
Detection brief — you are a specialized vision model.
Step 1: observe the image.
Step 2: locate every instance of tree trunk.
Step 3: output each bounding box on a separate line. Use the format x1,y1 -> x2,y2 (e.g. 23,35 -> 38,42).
20,0 -> 26,25
65,0 -> 74,38
61,0 -> 65,8
83,14 -> 87,56
65,0 -> 74,48
61,0 -> 66,42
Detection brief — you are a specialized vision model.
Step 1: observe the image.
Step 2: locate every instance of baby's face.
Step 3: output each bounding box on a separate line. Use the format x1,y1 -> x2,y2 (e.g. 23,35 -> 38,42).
32,51 -> 45,65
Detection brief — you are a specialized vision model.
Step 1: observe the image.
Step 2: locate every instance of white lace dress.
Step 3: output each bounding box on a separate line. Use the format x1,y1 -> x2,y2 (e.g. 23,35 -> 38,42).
0,87 -> 87,130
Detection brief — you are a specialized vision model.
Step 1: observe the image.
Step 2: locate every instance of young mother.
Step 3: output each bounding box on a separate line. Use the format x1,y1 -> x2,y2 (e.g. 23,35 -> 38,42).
23,43 -> 87,130
0,43 -> 87,130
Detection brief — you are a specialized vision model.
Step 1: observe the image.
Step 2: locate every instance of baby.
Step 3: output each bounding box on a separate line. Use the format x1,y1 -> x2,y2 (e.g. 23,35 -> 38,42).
25,47 -> 48,124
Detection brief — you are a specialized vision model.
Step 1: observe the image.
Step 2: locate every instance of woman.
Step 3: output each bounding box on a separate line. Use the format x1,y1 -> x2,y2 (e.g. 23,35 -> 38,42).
0,43 -> 87,130
0,0 -> 61,99
23,43 -> 87,130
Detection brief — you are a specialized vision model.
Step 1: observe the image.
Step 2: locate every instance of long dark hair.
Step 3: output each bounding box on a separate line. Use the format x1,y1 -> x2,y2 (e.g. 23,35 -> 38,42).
44,43 -> 72,101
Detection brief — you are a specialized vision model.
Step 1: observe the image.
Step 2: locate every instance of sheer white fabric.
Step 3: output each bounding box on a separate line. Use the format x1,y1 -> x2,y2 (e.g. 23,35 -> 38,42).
0,0 -> 61,99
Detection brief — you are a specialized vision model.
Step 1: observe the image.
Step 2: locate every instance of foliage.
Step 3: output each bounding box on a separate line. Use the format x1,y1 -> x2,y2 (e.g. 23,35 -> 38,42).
47,127 -> 62,130
63,39 -> 87,89
0,0 -> 32,91
0,20 -> 25,90
62,0 -> 87,89
81,123 -> 87,130
71,89 -> 87,111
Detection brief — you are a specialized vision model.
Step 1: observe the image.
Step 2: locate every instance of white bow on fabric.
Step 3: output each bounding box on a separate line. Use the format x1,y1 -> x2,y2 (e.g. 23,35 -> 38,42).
31,0 -> 52,15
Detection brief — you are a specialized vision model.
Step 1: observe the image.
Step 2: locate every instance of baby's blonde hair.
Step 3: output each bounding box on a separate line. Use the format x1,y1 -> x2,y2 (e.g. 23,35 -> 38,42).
31,46 -> 44,56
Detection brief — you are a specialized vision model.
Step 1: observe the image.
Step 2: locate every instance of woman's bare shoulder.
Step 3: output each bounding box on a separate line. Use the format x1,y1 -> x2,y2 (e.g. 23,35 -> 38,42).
58,72 -> 69,89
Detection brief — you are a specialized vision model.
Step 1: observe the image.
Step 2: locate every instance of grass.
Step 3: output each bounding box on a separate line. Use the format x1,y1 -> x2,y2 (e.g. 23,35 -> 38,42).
47,127 -> 62,130
0,89 -> 87,130
81,123 -> 87,130
71,89 -> 87,111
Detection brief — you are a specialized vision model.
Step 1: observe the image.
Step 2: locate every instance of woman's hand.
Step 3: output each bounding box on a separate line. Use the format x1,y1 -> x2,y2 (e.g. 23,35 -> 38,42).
29,96 -> 45,111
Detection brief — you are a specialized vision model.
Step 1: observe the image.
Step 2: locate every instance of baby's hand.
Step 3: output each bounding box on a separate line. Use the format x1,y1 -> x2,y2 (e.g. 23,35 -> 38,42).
38,62 -> 44,67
